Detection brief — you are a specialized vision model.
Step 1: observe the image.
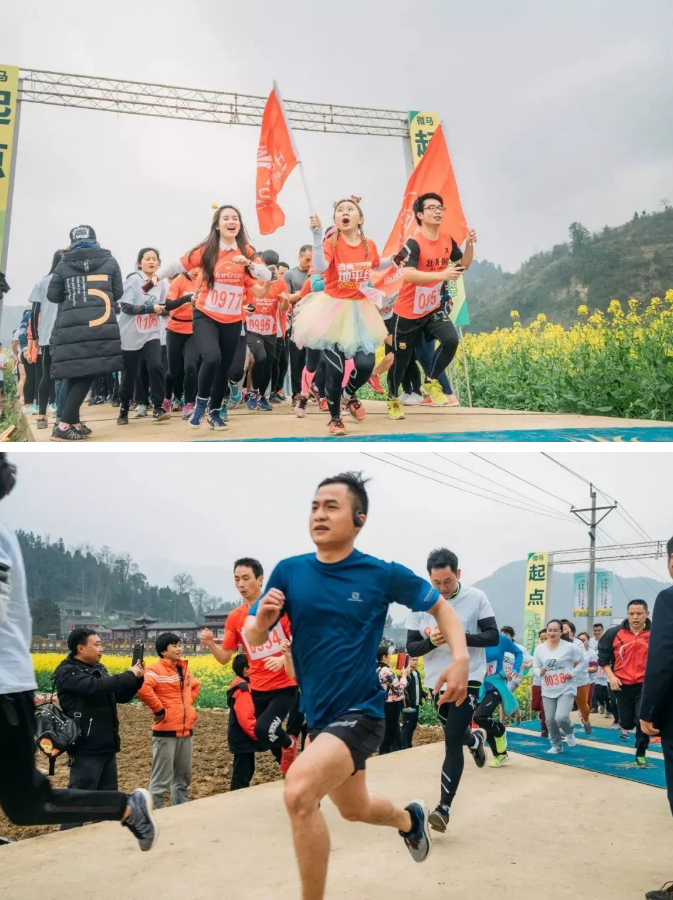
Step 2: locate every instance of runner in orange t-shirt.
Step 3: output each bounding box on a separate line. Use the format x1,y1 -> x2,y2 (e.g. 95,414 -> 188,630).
153,205 -> 272,431
292,201 -> 393,436
244,260 -> 289,412
163,267 -> 199,419
200,557 -> 299,776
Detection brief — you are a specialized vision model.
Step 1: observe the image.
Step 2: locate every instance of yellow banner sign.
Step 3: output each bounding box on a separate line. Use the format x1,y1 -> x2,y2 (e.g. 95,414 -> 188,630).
0,65 -> 20,267
523,551 -> 549,656
408,111 -> 440,168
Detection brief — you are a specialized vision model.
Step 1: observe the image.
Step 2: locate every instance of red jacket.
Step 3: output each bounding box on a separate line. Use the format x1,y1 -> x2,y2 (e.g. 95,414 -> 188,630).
226,676 -> 258,754
598,620 -> 651,685
137,658 -> 200,737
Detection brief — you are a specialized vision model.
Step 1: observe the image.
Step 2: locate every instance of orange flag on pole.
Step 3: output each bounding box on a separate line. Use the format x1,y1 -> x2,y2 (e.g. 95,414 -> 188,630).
256,82 -> 299,235
373,124 -> 468,294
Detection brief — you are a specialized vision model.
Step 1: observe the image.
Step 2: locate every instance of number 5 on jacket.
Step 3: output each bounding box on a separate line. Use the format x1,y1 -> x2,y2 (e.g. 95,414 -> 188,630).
87,274 -> 111,327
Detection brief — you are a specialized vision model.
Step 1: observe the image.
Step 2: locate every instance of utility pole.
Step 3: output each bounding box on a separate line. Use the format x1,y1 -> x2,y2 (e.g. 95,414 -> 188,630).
570,485 -> 617,627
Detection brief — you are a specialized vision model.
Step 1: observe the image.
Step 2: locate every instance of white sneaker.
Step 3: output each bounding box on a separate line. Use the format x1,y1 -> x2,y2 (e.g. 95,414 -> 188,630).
403,392 -> 423,405
400,393 -> 410,404
565,733 -> 577,747
547,746 -> 563,755
134,404 -> 148,418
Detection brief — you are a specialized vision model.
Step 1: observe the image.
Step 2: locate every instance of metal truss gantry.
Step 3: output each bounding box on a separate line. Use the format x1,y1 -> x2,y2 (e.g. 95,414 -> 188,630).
17,68 -> 409,137
548,540 -> 665,568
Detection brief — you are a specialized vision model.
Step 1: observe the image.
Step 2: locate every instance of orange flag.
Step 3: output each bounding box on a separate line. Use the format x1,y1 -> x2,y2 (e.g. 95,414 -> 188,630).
373,125 -> 468,294
256,82 -> 299,235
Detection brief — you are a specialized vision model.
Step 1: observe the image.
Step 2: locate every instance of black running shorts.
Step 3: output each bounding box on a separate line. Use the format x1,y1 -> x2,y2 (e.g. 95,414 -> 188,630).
308,712 -> 385,773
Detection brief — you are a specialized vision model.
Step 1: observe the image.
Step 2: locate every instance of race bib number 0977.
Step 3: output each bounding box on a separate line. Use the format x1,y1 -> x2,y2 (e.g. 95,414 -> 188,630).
203,285 -> 244,316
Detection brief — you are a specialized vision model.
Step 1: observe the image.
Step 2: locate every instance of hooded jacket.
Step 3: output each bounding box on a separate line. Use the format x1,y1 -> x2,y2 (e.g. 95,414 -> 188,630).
640,586 -> 673,731
137,658 -> 200,737
53,655 -> 143,755
597,617 -> 651,685
47,244 -> 123,379
226,675 -> 258,754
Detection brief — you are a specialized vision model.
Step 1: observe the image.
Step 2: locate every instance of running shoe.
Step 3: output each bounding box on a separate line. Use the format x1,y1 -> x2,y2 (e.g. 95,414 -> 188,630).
635,755 -> 649,768
328,417 -> 346,437
646,883 -> 673,899
387,398 -> 405,420
117,410 -> 129,426
581,718 -> 592,735
111,398 -> 120,408
295,396 -> 308,418
540,729 -> 549,738
88,395 -> 104,406
74,423 -> 92,437
48,403 -> 57,414
280,735 -> 298,776
189,398 -> 208,429
258,396 -> 272,412
208,409 -> 228,430
161,398 -> 171,415
445,394 -> 460,407
403,392 -> 423,405
182,402 -> 195,420
425,380 -> 449,406
399,800 -> 432,862
620,729 -> 630,741
547,746 -> 563,755
152,408 -> 171,423
130,401 -> 138,410
22,403 -> 38,415
346,397 -> 366,421
611,722 -> 622,730
367,374 -> 384,395
246,390 -> 259,411
428,804 -> 450,833
50,425 -> 86,442
230,384 -> 242,406
489,753 -> 509,768
565,733 -> 577,747
400,392 -> 410,404
319,398 -> 328,412
36,417 -> 48,430
121,788 -> 158,852
135,404 -> 148,418
419,395 -> 440,407
494,734 -> 507,756
171,399 -> 182,413
469,730 -> 486,768
269,392 -> 282,404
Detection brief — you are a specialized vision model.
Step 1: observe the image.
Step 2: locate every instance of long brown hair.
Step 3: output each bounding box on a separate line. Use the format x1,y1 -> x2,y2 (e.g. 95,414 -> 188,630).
190,205 -> 255,290
332,196 -> 369,259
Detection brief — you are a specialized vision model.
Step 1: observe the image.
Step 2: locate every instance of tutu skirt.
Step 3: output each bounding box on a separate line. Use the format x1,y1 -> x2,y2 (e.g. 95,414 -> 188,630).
293,291 -> 388,358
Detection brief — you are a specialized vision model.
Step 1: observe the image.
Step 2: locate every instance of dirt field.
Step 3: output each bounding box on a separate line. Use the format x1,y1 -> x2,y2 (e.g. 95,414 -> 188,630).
1,705 -> 443,842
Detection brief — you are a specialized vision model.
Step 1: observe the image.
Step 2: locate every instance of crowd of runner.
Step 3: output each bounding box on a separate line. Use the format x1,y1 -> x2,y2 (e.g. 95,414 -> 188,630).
1,458 -> 672,900
11,194 -> 476,441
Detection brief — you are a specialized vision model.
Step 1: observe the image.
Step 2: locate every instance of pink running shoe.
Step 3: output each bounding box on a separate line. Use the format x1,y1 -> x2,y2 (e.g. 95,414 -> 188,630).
161,398 -> 171,414
182,402 -> 195,420
367,374 -> 384,395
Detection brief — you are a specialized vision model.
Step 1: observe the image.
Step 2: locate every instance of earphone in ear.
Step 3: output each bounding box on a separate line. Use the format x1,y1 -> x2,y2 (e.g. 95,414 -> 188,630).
353,509 -> 365,528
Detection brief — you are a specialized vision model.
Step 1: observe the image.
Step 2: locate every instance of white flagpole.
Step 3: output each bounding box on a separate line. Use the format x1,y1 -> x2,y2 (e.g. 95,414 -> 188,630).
273,80 -> 316,215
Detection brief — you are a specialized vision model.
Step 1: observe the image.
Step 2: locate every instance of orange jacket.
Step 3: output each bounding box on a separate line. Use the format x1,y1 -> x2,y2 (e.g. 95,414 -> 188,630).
137,658 -> 200,737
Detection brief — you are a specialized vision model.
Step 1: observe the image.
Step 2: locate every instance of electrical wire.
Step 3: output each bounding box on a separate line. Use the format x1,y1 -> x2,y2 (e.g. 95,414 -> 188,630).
472,453 -> 577,509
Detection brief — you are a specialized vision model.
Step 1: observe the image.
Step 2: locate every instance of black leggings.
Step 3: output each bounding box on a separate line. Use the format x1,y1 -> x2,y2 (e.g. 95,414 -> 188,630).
165,330 -> 198,405
22,358 -> 39,404
289,339 -> 305,397
61,375 -> 94,425
252,686 -> 298,761
121,340 -> 165,411
193,310 -> 241,410
473,689 -> 506,756
379,700 -> 403,754
38,347 -> 56,415
388,312 -> 459,399
323,348 -> 375,419
436,686 -> 480,809
272,335 -> 290,394
246,333 -> 277,394
228,334 -> 249,386
0,691 -> 127,826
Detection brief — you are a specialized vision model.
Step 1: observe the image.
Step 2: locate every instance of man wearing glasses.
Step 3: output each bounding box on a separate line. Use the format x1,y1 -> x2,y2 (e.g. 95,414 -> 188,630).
387,193 -> 477,418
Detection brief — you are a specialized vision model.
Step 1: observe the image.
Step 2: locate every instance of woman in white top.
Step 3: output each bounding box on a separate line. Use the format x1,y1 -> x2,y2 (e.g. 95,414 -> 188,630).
578,631 -> 598,731
533,619 -> 587,754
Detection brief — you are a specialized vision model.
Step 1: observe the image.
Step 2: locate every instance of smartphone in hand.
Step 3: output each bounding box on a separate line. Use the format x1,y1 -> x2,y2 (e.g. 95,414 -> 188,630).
132,642 -> 145,666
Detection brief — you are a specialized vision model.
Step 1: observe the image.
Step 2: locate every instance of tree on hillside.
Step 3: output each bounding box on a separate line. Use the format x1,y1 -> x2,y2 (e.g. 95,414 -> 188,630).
171,573 -> 196,622
569,222 -> 591,254
31,596 -> 61,638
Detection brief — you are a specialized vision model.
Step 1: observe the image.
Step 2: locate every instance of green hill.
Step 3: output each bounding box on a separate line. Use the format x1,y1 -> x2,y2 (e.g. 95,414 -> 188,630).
464,206 -> 673,331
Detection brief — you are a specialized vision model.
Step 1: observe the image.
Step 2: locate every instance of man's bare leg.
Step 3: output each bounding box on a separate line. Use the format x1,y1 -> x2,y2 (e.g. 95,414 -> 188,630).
328,768 -> 412,831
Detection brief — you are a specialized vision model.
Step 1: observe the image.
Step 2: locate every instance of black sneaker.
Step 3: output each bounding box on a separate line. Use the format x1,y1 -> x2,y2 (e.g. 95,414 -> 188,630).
152,408 -> 171,423
50,425 -> 86,442
36,417 -> 48,430
117,410 -> 129,425
541,729 -> 549,739
646,884 -> 673,899
428,803 -> 450,833
399,800 -> 432,862
469,730 -> 487,768
74,423 -> 92,437
121,788 -> 158,852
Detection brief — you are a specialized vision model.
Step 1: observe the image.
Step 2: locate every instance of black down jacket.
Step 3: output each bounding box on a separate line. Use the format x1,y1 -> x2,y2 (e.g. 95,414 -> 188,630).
47,246 -> 124,379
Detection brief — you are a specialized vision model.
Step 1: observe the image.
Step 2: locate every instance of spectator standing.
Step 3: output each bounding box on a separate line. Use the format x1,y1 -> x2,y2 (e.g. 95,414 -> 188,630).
377,645 -> 408,754
227,654 -> 259,791
401,656 -> 427,749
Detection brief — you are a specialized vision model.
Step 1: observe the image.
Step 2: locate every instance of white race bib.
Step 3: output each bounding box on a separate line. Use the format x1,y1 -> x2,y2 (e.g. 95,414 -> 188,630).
247,313 -> 275,336
485,661 -> 497,678
135,314 -> 160,337
203,284 -> 244,316
242,621 -> 287,661
413,284 -> 441,316
544,672 -> 571,688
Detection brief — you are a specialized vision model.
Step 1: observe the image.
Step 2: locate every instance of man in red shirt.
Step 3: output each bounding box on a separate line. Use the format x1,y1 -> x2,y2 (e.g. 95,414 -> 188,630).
201,557 -> 299,775
598,598 -> 651,766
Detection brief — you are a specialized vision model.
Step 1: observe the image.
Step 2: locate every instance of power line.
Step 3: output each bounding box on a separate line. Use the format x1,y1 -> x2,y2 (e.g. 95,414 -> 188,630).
599,526 -> 663,588
471,453 -> 577,509
434,454 -> 579,519
362,454 -> 579,523
539,453 -> 592,487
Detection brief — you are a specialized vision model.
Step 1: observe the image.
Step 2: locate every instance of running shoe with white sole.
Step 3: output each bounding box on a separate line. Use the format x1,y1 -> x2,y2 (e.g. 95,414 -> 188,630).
152,408 -> 171,423
490,753 -> 509,768
367,374 -> 384,394
402,392 -> 423,405
189,398 -> 208,429
208,409 -> 228,430
346,397 -> 366,421
635,755 -> 649,768
387,398 -> 405,420
258,396 -> 272,412
328,417 -> 346,436
295,396 -> 308,418
445,394 -> 460,407
428,803 -> 450,833
494,734 -> 507,756
425,380 -> 449,406
565,733 -> 577,747
246,390 -> 259,411
50,425 -> 86,443
469,730 -> 486,767
280,735 -> 298,776
182,402 -> 195,420
547,746 -> 563,754
581,718 -> 592,735
399,800 -> 432,861
121,788 -> 158,851
135,404 -> 148,418
620,729 -> 630,741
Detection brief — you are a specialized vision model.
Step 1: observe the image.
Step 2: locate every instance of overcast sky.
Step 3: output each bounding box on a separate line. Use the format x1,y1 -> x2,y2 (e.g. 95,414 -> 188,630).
3,0 -> 672,307
2,452 -> 669,605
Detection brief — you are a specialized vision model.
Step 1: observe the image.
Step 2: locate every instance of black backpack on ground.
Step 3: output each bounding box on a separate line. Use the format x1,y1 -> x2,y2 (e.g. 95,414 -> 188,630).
34,679 -> 81,776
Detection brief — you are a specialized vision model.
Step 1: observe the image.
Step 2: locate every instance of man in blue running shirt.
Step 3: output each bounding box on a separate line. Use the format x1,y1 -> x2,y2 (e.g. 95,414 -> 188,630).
245,471 -> 469,900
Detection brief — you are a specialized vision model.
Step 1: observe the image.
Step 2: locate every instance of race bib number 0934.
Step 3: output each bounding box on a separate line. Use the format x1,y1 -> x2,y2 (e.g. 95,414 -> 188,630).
242,621 -> 287,661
